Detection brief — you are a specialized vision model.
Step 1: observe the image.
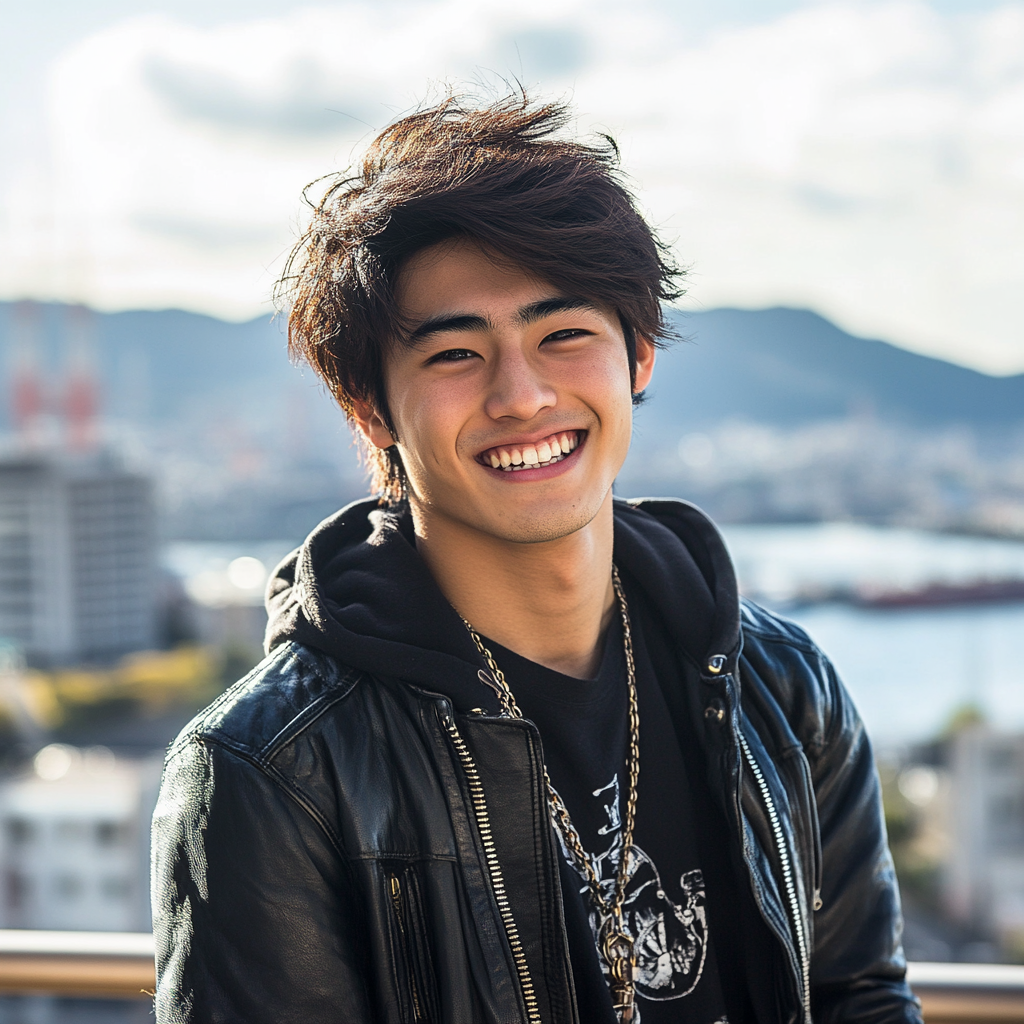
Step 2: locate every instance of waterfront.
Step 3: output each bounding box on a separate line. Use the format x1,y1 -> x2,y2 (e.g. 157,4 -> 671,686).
721,524 -> 1024,747
161,523 -> 1024,749
780,601 -> 1024,747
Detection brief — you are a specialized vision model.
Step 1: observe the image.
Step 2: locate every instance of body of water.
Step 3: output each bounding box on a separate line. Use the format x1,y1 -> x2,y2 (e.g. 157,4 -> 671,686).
720,524 -> 1024,747
777,601 -> 1024,748
163,525 -> 1024,748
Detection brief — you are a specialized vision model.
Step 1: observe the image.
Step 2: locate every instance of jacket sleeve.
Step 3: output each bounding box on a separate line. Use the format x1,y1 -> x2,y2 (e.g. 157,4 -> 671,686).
151,735 -> 373,1024
808,653 -> 923,1024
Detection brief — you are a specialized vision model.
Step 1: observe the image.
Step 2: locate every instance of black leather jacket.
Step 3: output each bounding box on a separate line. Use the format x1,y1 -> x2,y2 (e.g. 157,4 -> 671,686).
152,499 -> 922,1024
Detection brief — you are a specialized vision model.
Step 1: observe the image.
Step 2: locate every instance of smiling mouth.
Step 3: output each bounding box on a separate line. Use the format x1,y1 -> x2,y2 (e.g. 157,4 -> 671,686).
477,430 -> 583,472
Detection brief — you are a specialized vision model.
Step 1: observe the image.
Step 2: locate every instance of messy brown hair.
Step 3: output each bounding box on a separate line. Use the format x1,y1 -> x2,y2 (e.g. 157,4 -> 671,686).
278,90 -> 682,503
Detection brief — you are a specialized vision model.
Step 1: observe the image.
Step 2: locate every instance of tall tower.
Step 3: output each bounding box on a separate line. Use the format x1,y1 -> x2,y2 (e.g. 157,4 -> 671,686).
10,301 -> 45,445
62,304 -> 99,452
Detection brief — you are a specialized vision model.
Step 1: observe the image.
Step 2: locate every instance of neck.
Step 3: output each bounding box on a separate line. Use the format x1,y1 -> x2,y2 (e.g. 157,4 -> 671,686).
413,494 -> 616,679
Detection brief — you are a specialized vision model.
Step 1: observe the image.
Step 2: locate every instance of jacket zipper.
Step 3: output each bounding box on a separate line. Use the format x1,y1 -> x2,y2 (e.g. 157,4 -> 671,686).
388,872 -> 425,1022
739,732 -> 812,1024
444,714 -> 543,1024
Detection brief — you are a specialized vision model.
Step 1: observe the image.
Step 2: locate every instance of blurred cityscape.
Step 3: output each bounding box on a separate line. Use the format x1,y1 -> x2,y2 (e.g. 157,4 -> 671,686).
0,297 -> 1023,985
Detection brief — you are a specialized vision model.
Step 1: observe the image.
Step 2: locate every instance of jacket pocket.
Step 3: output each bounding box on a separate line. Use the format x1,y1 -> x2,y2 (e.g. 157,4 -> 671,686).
782,748 -> 823,918
386,867 -> 438,1023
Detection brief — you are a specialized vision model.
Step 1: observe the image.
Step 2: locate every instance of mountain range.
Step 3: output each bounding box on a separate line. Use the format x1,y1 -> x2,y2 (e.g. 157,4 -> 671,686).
2,302 -> 1021,435
2,301 -> 1022,539
644,308 -> 1024,432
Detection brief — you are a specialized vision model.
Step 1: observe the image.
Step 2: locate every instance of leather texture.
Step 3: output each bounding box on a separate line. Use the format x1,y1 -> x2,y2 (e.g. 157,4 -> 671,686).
151,503 -> 923,1024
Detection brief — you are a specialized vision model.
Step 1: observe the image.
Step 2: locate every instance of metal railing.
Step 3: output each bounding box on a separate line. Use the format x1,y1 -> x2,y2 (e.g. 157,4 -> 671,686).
0,930 -> 154,999
909,961 -> 1024,1023
0,933 -> 1023,1021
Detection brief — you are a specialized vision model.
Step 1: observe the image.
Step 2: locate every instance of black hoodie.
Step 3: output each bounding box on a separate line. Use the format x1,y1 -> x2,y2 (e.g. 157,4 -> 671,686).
265,496 -> 766,1023
265,496 -> 739,701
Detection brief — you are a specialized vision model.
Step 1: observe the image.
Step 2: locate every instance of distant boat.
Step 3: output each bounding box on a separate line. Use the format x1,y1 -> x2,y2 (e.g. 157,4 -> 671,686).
853,579 -> 1024,609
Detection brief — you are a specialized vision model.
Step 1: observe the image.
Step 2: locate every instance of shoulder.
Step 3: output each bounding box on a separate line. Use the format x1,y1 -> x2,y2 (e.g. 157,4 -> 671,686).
738,598 -> 851,757
739,597 -> 821,655
166,642 -> 367,765
158,642 -> 458,863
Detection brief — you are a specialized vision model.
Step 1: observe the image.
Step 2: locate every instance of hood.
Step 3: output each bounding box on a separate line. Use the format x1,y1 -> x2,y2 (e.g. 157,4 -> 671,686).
265,496 -> 741,713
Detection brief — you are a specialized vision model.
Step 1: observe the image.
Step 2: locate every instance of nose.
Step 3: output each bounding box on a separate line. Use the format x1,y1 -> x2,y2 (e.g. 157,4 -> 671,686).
482,349 -> 557,422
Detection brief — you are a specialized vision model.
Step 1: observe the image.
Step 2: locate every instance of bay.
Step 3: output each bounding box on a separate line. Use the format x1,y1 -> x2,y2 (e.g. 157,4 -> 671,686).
719,524 -> 1024,747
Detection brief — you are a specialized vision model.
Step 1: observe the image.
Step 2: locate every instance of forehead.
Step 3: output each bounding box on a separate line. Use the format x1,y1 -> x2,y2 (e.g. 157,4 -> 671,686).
394,238 -> 558,319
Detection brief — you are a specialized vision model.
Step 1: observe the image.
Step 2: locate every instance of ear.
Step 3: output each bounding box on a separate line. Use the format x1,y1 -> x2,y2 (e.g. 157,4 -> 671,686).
633,334 -> 656,394
350,398 -> 395,450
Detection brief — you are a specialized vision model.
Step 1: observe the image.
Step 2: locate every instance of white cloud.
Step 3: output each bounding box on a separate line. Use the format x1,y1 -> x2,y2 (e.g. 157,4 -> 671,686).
615,2 -> 1024,374
2,0 -> 1024,373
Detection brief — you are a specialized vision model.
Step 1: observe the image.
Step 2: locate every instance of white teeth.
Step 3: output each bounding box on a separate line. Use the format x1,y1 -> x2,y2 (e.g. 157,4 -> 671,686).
483,431 -> 582,472
502,452 -> 566,472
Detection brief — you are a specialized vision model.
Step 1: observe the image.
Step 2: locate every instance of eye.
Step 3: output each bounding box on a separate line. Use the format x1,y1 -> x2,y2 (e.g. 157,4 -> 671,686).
427,348 -> 477,365
543,328 -> 590,343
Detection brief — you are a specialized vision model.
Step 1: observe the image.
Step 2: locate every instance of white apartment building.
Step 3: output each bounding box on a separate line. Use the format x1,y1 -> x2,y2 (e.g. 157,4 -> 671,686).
945,727 -> 1024,939
0,451 -> 156,665
0,744 -> 161,932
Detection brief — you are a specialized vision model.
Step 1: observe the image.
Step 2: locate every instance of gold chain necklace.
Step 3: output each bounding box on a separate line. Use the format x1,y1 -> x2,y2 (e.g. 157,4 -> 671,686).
461,565 -> 641,1023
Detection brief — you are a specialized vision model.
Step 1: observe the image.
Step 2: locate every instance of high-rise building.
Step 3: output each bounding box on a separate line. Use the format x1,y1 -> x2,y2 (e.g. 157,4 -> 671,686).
0,451 -> 157,666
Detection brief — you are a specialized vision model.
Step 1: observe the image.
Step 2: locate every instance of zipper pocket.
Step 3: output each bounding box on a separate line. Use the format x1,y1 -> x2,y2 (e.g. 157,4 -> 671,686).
793,750 -> 823,911
739,732 -> 812,1024
388,870 -> 428,1023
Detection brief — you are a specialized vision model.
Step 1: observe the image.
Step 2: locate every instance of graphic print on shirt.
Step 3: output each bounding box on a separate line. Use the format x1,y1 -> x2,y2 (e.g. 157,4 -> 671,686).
553,775 -> 718,1021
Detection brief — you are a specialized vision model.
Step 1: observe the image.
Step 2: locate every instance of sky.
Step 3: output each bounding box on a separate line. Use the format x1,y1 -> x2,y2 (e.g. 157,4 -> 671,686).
1,0 -> 1023,374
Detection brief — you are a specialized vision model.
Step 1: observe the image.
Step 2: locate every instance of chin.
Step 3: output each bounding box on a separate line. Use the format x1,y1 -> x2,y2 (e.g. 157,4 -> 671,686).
484,499 -> 605,545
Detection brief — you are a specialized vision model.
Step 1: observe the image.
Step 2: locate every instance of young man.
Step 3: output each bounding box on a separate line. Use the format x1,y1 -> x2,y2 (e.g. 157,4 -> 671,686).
152,94 -> 921,1024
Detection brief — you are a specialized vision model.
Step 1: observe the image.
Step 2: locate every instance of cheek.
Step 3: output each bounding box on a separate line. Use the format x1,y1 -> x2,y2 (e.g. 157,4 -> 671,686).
391,383 -> 468,470
563,349 -> 634,422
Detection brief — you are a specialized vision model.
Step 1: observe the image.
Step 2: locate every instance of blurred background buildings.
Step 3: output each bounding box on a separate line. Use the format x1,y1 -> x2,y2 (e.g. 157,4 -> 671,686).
1,2 -> 1024,1021
0,743 -> 160,934
0,453 -> 156,666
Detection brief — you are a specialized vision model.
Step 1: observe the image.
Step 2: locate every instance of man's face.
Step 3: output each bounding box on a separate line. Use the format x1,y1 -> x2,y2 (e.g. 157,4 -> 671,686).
358,237 -> 655,545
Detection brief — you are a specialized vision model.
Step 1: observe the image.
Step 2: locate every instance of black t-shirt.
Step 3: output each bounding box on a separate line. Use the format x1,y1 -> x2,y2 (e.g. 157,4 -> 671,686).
483,584 -> 754,1024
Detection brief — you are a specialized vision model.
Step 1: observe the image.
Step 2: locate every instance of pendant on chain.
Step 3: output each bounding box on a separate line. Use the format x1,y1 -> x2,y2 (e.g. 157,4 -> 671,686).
602,923 -> 638,1023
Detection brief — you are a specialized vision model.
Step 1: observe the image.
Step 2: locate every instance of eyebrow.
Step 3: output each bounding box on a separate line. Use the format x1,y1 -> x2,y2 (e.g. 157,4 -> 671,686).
514,296 -> 601,325
406,296 -> 601,345
408,313 -> 490,344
